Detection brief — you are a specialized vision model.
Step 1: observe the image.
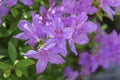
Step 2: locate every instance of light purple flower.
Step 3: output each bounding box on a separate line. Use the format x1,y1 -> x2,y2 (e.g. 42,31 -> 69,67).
94,30 -> 120,68
77,0 -> 97,15
39,5 -> 64,21
79,52 -> 98,75
61,0 -> 77,14
68,12 -> 97,55
39,6 -> 54,25
14,14 -> 45,47
78,30 -> 120,76
61,0 -> 97,15
99,0 -> 120,19
43,17 -> 73,56
24,47 -> 65,73
63,66 -> 79,80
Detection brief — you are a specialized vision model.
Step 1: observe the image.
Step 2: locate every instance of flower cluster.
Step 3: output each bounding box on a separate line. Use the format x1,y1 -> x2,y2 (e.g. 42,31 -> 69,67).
79,30 -> 120,75
14,0 -> 97,73
95,30 -> 120,68
12,0 -> 120,75
79,52 -> 98,75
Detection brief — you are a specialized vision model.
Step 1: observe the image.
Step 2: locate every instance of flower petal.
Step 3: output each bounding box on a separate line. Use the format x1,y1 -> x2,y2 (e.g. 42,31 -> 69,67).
17,20 -> 33,31
24,50 -> 40,59
101,3 -> 115,19
82,21 -> 97,33
6,0 -> 17,7
36,59 -> 48,73
20,0 -> 33,6
73,32 -> 89,45
13,32 -> 28,40
48,53 -> 65,64
69,40 -> 78,55
57,39 -> 67,56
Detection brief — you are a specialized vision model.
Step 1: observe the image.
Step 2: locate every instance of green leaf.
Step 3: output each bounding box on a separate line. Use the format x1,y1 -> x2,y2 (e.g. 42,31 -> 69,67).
101,24 -> 108,30
8,74 -> 18,80
10,7 -> 19,18
16,59 -> 35,69
0,62 -> 10,70
10,38 -> 18,47
3,68 -> 11,78
0,48 -> 8,57
15,68 -> 22,77
8,41 -> 17,64
9,22 -> 18,33
0,27 -> 11,38
21,69 -> 28,77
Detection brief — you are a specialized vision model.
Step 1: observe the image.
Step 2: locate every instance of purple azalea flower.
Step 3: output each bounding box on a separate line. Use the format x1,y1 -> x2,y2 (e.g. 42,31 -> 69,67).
77,0 -> 97,15
39,6 -> 61,26
79,52 -> 98,75
39,5 -> 64,21
95,47 -> 111,68
14,14 -> 45,47
24,47 -> 65,73
68,12 -> 97,55
39,6 -> 54,25
94,30 -> 120,68
63,66 -> 79,80
61,0 -> 97,15
78,30 -> 120,75
43,17 -> 73,56
38,2 -> 97,56
61,0 -> 77,14
99,0 -> 120,19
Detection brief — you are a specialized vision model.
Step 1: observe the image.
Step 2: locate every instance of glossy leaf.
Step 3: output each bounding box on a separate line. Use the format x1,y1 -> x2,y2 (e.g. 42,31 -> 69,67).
8,41 -> 17,64
0,62 -> 10,70
15,68 -> 22,77
16,59 -> 35,69
3,68 -> 11,78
